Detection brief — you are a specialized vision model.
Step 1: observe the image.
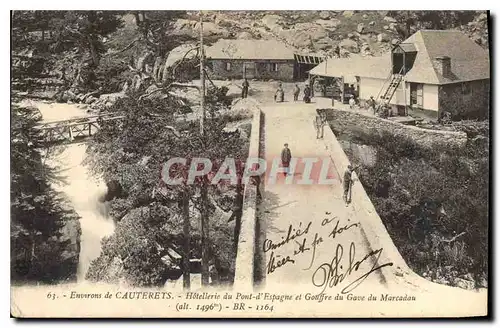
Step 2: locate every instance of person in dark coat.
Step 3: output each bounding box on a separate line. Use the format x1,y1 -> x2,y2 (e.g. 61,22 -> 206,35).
303,85 -> 311,103
241,78 -> 249,99
281,143 -> 292,176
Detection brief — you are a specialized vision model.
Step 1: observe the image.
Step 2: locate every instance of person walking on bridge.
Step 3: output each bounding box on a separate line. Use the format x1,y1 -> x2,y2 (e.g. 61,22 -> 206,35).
314,112 -> 327,139
343,164 -> 356,205
281,143 -> 292,176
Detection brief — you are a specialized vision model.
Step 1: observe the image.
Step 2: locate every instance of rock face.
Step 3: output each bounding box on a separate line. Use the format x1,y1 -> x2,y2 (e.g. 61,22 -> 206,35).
58,217 -> 81,281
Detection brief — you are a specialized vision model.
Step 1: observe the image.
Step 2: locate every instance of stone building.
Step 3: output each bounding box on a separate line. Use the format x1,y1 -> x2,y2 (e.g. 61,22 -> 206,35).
310,30 -> 490,120
205,39 -> 324,82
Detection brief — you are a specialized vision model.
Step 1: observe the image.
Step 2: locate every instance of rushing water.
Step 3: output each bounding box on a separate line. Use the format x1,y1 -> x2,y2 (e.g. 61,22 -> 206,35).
34,101 -> 115,281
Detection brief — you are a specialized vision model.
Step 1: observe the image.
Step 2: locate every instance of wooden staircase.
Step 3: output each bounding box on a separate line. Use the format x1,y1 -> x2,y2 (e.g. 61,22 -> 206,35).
379,73 -> 403,103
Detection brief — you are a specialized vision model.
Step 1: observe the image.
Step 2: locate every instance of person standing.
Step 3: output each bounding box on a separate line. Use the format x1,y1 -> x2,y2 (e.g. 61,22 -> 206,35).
275,83 -> 284,102
281,143 -> 292,176
343,165 -> 356,205
349,95 -> 356,109
241,78 -> 249,99
314,112 -> 327,139
303,85 -> 311,103
367,95 -> 376,113
293,84 -> 300,101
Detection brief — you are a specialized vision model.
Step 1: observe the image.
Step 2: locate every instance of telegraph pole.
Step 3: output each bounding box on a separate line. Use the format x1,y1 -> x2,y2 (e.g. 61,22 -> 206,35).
199,11 -> 205,136
199,11 -> 210,287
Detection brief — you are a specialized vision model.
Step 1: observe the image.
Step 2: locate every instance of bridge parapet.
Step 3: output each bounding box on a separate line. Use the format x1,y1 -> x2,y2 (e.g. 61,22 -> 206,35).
233,108 -> 263,291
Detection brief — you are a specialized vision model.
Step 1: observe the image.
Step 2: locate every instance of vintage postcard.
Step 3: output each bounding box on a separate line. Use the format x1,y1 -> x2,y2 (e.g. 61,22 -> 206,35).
10,10 -> 490,318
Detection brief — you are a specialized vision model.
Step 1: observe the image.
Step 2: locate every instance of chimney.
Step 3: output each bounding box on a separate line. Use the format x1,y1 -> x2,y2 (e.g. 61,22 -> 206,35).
433,56 -> 451,78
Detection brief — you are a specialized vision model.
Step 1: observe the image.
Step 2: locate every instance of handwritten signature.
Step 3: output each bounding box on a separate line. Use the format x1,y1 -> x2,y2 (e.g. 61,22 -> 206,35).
311,242 -> 393,294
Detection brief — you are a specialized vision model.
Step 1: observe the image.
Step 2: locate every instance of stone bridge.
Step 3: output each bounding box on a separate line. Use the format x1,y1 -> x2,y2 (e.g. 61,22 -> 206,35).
233,101 -> 486,317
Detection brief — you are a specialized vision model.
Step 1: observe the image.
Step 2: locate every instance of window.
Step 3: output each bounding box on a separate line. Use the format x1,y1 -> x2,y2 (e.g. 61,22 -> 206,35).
270,63 -> 278,72
462,82 -> 472,95
225,62 -> 231,71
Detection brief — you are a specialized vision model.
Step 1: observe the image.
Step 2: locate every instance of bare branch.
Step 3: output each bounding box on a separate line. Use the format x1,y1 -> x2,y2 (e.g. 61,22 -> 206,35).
442,231 -> 466,243
106,38 -> 140,57
171,46 -> 200,78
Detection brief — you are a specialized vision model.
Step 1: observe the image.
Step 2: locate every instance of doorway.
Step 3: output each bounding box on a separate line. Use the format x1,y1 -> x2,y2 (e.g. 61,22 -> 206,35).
243,62 -> 255,79
410,83 -> 423,108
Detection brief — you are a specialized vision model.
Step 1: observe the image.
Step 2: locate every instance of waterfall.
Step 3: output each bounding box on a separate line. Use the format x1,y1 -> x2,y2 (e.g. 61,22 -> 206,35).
49,143 -> 115,281
36,101 -> 115,281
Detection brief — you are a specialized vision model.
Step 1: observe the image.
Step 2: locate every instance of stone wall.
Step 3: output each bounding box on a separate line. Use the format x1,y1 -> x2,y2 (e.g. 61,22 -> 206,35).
208,59 -> 295,81
325,109 -> 468,150
233,107 -> 263,290
439,79 -> 490,120
319,109 -> 412,283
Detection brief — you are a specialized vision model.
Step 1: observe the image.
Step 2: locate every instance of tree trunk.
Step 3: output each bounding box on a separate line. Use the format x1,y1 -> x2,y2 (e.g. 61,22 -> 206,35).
200,179 -> 210,286
88,36 -> 100,67
152,56 -> 163,84
182,190 -> 191,290
161,57 -> 171,84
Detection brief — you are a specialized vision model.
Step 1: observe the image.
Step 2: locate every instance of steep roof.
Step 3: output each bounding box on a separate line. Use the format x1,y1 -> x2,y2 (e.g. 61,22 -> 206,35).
205,39 -> 295,60
402,30 -> 490,84
309,54 -> 391,80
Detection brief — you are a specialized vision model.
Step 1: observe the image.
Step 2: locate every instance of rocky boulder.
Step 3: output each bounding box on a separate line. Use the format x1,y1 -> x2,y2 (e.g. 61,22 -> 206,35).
453,277 -> 475,290
319,11 -> 330,19
357,23 -> 365,34
383,16 -> 397,23
315,19 -> 341,30
173,19 -> 230,38
313,37 -> 336,51
237,31 -> 253,39
261,14 -> 283,31
280,23 -> 330,49
339,38 -> 360,53
91,92 -> 127,109
343,10 -> 354,18
377,33 -> 390,43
